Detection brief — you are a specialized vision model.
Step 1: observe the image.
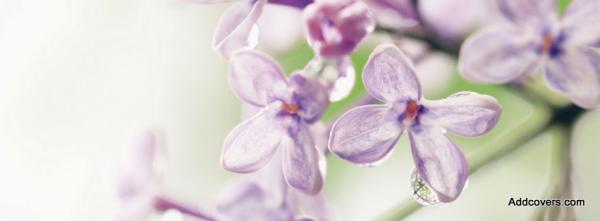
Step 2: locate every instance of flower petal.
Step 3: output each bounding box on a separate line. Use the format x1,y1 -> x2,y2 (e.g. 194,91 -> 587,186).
363,0 -> 418,29
269,0 -> 313,9
561,0 -> 600,48
213,0 -> 266,58
363,44 -> 421,102
282,123 -> 324,194
229,50 -> 289,106
222,108 -> 284,173
494,0 -> 557,26
118,131 -> 159,200
409,126 -> 468,203
459,26 -> 541,83
329,104 -> 403,166
289,73 -> 330,123
544,49 -> 600,109
421,92 -> 501,137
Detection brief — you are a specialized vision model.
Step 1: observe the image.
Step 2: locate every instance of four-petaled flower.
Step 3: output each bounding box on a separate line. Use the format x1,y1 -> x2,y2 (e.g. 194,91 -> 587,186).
329,45 -> 501,202
221,49 -> 329,194
303,0 -> 375,58
460,0 -> 600,108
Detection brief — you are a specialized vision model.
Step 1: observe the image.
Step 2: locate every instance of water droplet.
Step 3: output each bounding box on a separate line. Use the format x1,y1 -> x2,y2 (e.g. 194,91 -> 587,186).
410,168 -> 440,205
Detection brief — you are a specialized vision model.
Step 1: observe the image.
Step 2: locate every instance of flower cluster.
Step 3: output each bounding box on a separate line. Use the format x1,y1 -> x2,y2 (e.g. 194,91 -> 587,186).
114,0 -> 600,220
460,0 -> 600,108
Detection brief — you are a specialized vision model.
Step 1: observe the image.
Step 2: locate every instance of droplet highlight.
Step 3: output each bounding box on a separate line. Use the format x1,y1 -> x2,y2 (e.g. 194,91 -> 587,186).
410,168 -> 440,205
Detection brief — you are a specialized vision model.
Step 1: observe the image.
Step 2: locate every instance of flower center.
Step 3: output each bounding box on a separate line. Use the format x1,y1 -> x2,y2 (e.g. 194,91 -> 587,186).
281,103 -> 300,114
541,34 -> 554,54
405,100 -> 421,122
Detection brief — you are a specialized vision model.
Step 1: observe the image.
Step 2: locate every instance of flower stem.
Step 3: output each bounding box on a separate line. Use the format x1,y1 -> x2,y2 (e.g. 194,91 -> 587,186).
154,195 -> 216,221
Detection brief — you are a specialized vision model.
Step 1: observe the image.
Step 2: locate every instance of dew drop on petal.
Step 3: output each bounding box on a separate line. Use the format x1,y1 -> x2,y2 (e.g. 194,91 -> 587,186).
410,168 -> 440,206
329,63 -> 355,102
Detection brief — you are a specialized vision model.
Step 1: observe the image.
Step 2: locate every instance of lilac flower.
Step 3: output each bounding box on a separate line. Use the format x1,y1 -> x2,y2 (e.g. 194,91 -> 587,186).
459,0 -> 600,108
328,45 -> 501,203
363,0 -> 418,30
116,131 -> 161,221
217,153 -> 336,221
115,131 -> 215,221
197,0 -> 313,58
221,49 -> 329,194
303,0 -> 375,58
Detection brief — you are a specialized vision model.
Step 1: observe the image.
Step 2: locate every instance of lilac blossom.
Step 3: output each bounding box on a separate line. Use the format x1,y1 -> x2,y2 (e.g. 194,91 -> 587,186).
363,0 -> 418,30
303,0 -> 375,58
328,45 -> 501,203
217,153 -> 336,221
303,56 -> 356,102
196,0 -> 313,58
221,49 -> 329,194
459,0 -> 600,108
115,131 -> 215,221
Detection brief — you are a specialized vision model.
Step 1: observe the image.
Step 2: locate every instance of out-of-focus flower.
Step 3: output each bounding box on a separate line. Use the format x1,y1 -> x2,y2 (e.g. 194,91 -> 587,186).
217,152 -> 336,221
418,0 -> 492,41
222,50 -> 329,194
459,0 -> 600,108
195,0 -> 313,58
116,131 -> 162,221
329,45 -> 501,203
363,0 -> 418,30
115,131 -> 215,221
303,0 -> 375,58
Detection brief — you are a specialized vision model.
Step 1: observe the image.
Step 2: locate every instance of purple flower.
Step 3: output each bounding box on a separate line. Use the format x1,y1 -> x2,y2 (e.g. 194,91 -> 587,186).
116,131 -> 216,221
303,0 -> 375,58
199,0 -> 313,58
221,49 -> 329,194
328,45 -> 501,203
116,131 -> 162,221
363,0 -> 418,29
217,153 -> 336,220
459,0 -> 600,108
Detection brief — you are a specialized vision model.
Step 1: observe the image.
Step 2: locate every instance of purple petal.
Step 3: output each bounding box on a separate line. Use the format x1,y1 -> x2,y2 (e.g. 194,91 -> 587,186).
229,50 -> 289,106
363,44 -> 421,102
288,189 -> 337,221
561,0 -> 600,48
289,73 -> 330,123
329,105 -> 403,166
282,123 -> 324,194
118,131 -> 158,201
409,126 -> 468,203
216,179 -> 293,221
269,0 -> 313,9
303,0 -> 374,58
421,92 -> 501,137
222,108 -> 284,173
115,191 -> 156,221
459,26 -> 541,83
544,49 -> 600,109
363,0 -> 418,29
494,0 -> 557,26
213,0 -> 266,58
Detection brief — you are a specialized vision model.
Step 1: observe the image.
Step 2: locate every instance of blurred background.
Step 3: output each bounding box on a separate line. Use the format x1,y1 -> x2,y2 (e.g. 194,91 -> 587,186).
0,0 -> 597,220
